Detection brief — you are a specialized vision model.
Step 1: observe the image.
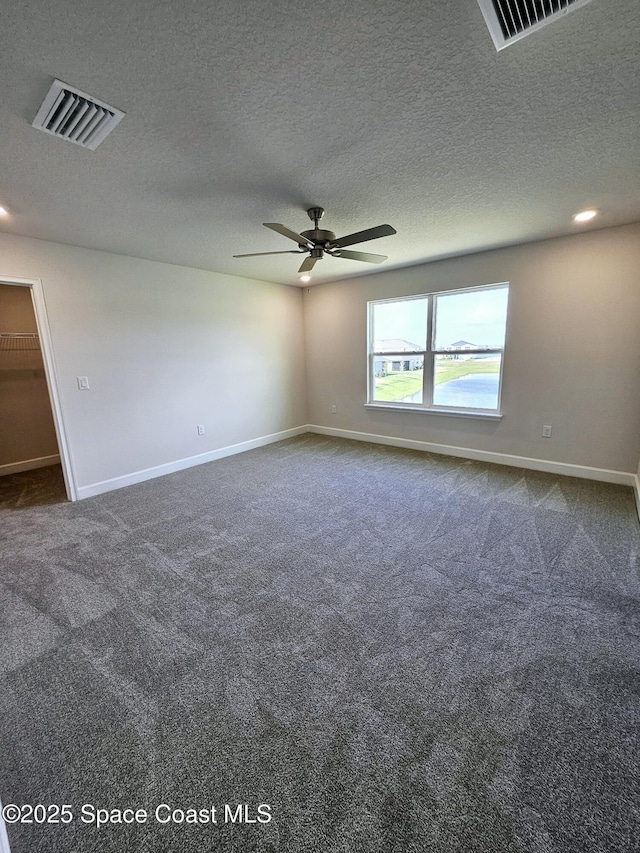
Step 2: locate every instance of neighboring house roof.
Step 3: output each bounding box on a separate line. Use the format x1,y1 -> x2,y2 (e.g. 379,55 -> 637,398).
448,340 -> 479,348
375,338 -> 421,352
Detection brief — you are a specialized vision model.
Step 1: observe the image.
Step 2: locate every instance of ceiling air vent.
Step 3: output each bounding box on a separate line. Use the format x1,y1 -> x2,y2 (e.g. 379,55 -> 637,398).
32,79 -> 125,150
477,0 -> 594,50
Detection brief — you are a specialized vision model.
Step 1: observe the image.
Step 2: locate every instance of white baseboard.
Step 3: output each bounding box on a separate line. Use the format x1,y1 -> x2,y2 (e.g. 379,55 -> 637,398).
0,454 -> 60,477
68,422 -> 640,523
308,424 -> 637,488
76,426 -> 308,499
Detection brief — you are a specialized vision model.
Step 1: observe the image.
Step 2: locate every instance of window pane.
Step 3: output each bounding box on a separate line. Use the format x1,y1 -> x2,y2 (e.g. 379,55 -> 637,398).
373,355 -> 424,403
433,287 -> 508,352
373,298 -> 427,352
433,353 -> 502,409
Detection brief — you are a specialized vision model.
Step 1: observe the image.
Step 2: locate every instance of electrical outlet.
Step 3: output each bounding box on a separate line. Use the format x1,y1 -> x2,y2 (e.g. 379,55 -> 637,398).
331,404 -> 337,414
542,425 -> 552,438
197,424 -> 205,435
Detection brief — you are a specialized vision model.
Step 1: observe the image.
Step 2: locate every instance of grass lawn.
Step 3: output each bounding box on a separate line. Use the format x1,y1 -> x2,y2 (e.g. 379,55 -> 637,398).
374,359 -> 500,402
375,371 -> 424,401
435,358 -> 500,383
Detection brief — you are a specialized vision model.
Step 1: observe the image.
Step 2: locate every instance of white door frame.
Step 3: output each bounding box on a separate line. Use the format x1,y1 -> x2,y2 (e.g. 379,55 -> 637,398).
0,799 -> 11,853
1,275 -> 78,501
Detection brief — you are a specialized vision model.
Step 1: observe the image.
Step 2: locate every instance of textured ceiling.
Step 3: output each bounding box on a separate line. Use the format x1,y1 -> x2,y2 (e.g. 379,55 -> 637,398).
0,0 -> 639,286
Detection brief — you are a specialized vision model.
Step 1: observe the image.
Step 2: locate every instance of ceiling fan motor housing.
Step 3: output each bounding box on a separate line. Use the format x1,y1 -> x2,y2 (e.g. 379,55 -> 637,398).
299,229 -> 336,251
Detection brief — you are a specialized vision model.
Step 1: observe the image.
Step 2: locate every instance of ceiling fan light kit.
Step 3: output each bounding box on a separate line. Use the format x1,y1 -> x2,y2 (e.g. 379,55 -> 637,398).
234,207 -> 397,280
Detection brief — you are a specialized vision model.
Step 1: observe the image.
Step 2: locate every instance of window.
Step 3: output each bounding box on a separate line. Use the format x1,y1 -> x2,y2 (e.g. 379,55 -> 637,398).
368,283 -> 509,415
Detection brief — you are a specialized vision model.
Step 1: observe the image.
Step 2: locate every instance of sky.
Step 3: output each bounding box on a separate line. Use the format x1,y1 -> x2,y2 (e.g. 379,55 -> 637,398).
373,286 -> 508,349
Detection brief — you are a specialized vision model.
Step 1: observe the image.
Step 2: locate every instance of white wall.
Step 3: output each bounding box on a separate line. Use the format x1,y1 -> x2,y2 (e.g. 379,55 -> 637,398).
0,233 -> 307,493
304,223 -> 640,475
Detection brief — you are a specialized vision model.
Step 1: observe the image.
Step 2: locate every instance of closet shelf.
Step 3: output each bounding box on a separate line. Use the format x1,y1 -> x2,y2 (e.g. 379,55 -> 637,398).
0,333 -> 41,351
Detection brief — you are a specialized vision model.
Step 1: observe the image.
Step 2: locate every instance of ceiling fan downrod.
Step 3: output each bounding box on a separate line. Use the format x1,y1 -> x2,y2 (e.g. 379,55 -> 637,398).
307,206 -> 325,229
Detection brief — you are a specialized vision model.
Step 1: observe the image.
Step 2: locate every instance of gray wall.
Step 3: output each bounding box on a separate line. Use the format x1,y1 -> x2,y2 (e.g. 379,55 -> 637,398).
1,224 -> 638,492
0,233 -> 307,491
0,283 -> 59,467
303,223 -> 640,474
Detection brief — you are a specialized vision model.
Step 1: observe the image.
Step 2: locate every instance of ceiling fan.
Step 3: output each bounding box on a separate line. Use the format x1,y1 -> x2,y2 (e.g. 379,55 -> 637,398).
234,207 -> 397,278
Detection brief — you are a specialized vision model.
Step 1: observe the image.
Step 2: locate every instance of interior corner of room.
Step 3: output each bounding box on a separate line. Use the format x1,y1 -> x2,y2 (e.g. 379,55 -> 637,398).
1,220 -> 639,517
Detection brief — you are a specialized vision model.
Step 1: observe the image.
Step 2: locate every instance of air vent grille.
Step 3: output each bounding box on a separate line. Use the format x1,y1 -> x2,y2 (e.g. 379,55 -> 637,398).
477,0 -> 594,50
32,80 -> 125,150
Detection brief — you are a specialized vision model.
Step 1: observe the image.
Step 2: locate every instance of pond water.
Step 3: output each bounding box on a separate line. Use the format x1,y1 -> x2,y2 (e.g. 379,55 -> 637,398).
400,373 -> 499,408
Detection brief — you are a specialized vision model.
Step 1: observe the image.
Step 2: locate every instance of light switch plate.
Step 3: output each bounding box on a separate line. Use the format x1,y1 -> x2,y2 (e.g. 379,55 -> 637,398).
77,376 -> 90,390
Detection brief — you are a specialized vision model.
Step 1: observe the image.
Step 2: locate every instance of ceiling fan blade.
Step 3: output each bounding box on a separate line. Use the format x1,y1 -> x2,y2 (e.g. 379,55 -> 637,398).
329,249 -> 387,264
298,256 -> 319,274
264,222 -> 313,248
329,224 -> 397,249
233,250 -> 304,257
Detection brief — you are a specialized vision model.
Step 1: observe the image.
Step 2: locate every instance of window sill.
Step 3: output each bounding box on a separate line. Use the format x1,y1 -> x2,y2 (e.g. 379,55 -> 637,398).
364,403 -> 503,420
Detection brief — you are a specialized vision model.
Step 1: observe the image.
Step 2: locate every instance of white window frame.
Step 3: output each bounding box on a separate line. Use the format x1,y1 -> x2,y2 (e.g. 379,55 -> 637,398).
367,282 -> 509,419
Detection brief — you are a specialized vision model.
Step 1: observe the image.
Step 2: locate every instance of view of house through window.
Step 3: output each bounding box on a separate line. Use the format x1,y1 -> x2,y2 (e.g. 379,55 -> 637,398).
369,284 -> 509,412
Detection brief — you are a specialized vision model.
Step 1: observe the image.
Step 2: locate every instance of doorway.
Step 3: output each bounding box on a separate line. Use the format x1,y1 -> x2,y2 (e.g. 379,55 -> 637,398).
0,276 -> 76,501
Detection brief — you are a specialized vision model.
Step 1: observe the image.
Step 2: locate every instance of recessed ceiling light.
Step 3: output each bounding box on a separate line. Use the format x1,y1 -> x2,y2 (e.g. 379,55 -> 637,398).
299,274 -> 311,282
573,209 -> 598,223
0,205 -> 8,216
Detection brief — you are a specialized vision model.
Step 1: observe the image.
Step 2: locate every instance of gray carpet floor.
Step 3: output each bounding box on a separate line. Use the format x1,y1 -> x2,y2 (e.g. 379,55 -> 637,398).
1,435 -> 639,852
